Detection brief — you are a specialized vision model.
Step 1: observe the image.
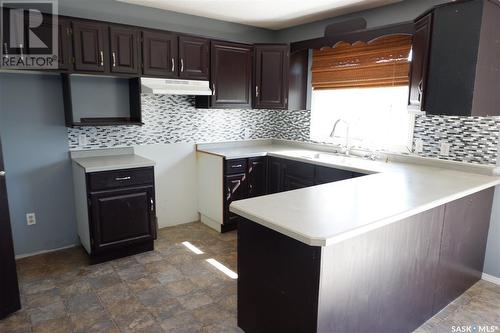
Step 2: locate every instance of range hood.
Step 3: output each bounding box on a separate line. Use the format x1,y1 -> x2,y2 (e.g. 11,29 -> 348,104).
141,78 -> 213,95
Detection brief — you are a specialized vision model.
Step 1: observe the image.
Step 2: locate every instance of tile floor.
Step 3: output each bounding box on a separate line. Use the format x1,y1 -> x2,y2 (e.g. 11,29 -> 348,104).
0,222 -> 499,333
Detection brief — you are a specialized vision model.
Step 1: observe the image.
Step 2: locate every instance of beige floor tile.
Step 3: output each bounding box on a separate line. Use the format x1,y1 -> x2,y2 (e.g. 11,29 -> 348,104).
2,222 -> 500,333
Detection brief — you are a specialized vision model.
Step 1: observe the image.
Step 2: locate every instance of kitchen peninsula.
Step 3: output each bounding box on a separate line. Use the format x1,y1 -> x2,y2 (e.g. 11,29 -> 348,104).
198,140 -> 500,333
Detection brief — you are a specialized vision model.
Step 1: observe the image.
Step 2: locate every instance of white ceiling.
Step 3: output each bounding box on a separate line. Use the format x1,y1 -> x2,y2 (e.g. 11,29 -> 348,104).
115,0 -> 402,30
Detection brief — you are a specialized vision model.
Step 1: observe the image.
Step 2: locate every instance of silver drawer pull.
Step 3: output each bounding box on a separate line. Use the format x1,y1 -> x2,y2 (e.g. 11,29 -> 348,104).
115,176 -> 131,181
231,164 -> 243,168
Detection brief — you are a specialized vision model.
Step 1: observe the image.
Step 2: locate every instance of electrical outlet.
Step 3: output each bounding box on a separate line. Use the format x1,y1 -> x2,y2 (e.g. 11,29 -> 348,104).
78,134 -> 87,146
440,141 -> 451,156
26,213 -> 36,226
244,128 -> 252,138
414,139 -> 424,153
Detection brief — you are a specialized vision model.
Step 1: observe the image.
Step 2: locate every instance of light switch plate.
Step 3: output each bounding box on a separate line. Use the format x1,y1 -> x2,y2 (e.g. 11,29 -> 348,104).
78,134 -> 87,146
26,213 -> 36,226
414,139 -> 424,153
440,142 -> 451,156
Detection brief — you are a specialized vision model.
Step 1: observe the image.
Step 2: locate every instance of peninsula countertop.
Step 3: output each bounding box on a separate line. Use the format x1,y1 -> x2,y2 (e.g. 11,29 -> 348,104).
197,140 -> 500,246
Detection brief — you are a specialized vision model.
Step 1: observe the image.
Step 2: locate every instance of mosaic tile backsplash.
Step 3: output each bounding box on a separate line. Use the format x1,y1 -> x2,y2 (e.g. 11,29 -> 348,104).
413,114 -> 500,165
68,95 -> 500,165
68,95 -> 311,150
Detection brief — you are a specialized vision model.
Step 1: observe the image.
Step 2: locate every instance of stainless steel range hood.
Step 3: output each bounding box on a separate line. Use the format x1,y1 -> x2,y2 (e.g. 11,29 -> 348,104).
141,78 -> 213,95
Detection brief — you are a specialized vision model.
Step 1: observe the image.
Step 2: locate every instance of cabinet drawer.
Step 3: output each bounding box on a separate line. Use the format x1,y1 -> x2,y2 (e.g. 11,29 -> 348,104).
88,167 -> 154,191
225,159 -> 247,175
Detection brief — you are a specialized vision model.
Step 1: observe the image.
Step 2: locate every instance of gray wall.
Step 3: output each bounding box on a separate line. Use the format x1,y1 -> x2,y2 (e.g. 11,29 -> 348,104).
275,0 -> 449,42
0,73 -> 78,256
58,0 -> 275,44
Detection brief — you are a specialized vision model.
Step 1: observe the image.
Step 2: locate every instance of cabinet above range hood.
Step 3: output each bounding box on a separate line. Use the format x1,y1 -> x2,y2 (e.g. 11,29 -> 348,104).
141,78 -> 213,95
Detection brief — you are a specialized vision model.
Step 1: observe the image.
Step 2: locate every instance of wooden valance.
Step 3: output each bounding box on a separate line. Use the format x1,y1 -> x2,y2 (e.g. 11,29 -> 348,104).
311,34 -> 412,90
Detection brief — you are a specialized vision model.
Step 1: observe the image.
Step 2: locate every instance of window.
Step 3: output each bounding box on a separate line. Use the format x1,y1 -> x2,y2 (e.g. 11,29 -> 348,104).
309,35 -> 413,153
310,86 -> 412,152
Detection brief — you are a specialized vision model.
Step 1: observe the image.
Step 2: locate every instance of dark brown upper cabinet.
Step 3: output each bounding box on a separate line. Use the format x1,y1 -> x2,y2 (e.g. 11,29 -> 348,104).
28,15 -> 72,71
142,30 -> 178,78
210,41 -> 253,108
254,44 -> 289,109
179,36 -> 209,80
109,26 -> 140,74
57,18 -> 73,71
72,20 -> 108,73
408,13 -> 432,110
411,0 -> 500,116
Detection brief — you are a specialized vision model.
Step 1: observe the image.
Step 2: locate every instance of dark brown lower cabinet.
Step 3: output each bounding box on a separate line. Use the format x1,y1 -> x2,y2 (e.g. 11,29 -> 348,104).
237,188 -> 494,333
247,157 -> 267,197
74,166 -> 157,264
90,185 -> 156,253
223,173 -> 248,232
0,138 -> 21,319
222,156 -> 367,232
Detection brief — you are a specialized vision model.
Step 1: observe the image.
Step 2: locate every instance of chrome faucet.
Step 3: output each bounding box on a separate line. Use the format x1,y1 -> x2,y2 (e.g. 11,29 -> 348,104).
330,119 -> 350,156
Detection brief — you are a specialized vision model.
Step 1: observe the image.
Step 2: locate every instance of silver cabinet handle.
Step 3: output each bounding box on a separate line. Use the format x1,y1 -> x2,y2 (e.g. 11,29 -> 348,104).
231,164 -> 243,168
19,43 -> 24,60
115,176 -> 131,181
212,83 -> 216,96
0,171 -> 5,177
255,85 -> 259,97
181,58 -> 184,72
150,198 -> 154,212
100,51 -> 104,66
171,57 -> 175,72
112,52 -> 116,67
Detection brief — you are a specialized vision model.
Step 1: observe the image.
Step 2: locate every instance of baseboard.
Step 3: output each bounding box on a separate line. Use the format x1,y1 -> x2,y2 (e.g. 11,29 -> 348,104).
15,244 -> 79,260
482,273 -> 500,286
201,214 -> 222,232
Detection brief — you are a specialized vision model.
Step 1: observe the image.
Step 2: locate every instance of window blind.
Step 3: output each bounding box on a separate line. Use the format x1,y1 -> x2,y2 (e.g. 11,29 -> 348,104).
311,35 -> 412,90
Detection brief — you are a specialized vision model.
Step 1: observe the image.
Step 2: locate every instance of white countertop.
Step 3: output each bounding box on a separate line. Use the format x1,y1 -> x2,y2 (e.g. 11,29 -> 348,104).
72,154 -> 155,173
198,141 -> 500,247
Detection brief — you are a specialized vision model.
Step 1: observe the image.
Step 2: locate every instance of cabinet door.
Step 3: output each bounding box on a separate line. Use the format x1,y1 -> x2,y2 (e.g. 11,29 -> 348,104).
142,30 -> 178,78
268,157 -> 284,194
224,173 -> 248,225
90,186 -> 155,253
254,44 -> 289,109
211,41 -> 252,108
315,166 -> 353,185
179,36 -> 209,80
72,20 -> 108,72
58,18 -> 73,71
248,157 -> 268,197
109,26 -> 140,74
26,15 -> 72,71
283,174 -> 314,191
408,13 -> 432,110
424,0 -> 483,116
